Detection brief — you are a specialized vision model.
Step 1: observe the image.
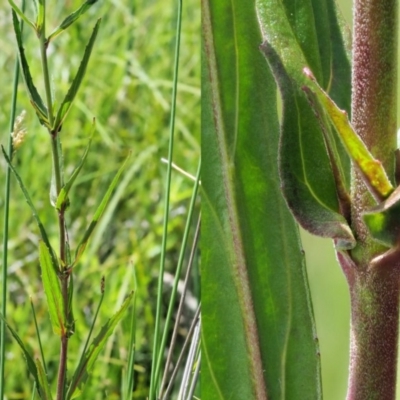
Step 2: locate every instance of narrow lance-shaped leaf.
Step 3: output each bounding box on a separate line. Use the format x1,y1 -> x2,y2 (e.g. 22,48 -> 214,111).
56,123 -> 94,210
257,1 -> 355,249
39,241 -> 66,336
48,0 -> 99,43
8,0 -> 35,30
260,43 -> 355,249
36,358 -> 53,400
303,68 -> 394,200
202,0 -> 322,398
2,147 -> 59,272
11,10 -> 49,127
0,314 -> 40,390
53,19 -> 101,132
74,153 -> 130,265
67,291 -> 134,399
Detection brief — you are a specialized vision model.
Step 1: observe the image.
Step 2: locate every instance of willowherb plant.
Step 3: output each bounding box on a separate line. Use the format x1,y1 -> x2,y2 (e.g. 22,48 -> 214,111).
0,1 -> 134,399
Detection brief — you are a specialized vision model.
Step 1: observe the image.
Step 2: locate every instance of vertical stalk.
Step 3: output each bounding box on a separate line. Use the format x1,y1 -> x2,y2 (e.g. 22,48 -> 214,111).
38,6 -> 69,399
0,27 -> 22,400
345,264 -> 400,399
346,0 -> 399,399
148,0 -> 182,398
351,0 -> 398,262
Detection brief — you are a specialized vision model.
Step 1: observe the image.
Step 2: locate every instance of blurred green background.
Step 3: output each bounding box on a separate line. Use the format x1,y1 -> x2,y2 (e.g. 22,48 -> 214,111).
0,0 -> 199,398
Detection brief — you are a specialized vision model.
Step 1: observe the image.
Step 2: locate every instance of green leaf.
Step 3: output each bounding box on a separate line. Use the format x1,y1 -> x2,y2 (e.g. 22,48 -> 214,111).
261,43 -> 355,249
8,0 -> 35,30
48,0 -> 99,43
39,241 -> 66,336
2,147 -> 58,271
257,0 -> 355,248
363,186 -> 400,247
36,358 -> 53,400
66,291 -> 134,399
202,0 -> 321,398
35,0 -> 45,35
303,68 -> 394,200
11,10 -> 49,127
56,124 -> 94,210
74,153 -> 130,265
53,19 -> 101,132
0,314 -> 40,390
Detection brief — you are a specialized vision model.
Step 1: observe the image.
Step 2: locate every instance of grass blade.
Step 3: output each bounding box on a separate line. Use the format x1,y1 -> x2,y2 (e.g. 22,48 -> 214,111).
0,314 -> 40,391
39,241 -> 66,336
48,0 -> 99,42
74,153 -> 130,265
124,268 -> 137,400
67,291 -> 134,399
36,358 -> 53,400
2,147 -> 58,272
30,298 -> 47,374
8,0 -> 35,30
154,160 -> 200,392
53,19 -> 101,132
149,0 -> 183,398
11,10 -> 49,126
0,3 -> 24,394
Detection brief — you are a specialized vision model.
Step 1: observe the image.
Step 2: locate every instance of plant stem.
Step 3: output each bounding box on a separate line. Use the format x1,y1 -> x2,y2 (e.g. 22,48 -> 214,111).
339,253 -> 400,400
345,0 -> 399,398
0,27 -> 22,400
351,0 -> 398,262
39,7 -> 69,399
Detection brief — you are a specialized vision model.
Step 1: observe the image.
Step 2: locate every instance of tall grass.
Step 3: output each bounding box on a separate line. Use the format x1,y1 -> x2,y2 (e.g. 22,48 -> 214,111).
0,0 -> 200,398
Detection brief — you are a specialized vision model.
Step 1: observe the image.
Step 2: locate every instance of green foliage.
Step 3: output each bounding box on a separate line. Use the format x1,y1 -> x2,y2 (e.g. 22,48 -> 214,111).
38,241 -> 65,336
202,0 -> 321,398
53,19 -> 101,133
257,0 -> 355,250
0,0 -> 200,398
67,291 -> 134,399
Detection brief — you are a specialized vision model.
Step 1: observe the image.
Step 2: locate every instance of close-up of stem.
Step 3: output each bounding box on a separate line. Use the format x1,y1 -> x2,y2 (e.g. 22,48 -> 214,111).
343,0 -> 399,398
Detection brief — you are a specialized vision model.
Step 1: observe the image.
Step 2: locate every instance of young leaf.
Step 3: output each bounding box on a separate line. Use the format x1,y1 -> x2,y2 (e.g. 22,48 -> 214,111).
66,291 -> 134,399
52,19 -> 101,132
74,154 -> 130,265
39,241 -> 66,336
2,147 -> 58,272
47,0 -> 99,43
8,0 -> 35,30
257,0 -> 355,249
260,43 -> 355,249
0,314 -> 40,390
35,0 -> 44,36
363,186 -> 400,247
36,358 -> 53,400
11,10 -> 49,127
56,124 -> 94,210
303,68 -> 394,200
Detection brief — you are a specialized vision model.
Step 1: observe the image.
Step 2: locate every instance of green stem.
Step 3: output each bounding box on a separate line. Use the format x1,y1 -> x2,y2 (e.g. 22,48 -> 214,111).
38,6 -> 69,399
350,0 -> 398,262
339,253 -> 400,400
0,23 -> 22,400
148,0 -> 182,398
346,0 -> 399,398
